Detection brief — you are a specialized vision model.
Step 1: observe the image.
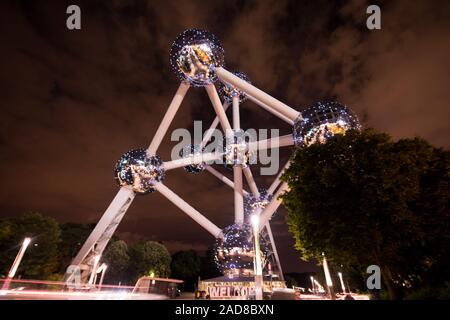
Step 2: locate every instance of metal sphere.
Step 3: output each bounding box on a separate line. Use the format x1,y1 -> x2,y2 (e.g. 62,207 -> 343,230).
244,188 -> 273,218
179,144 -> 205,174
114,148 -> 165,194
170,29 -> 225,87
218,71 -> 251,103
293,101 -> 361,147
223,130 -> 255,169
214,224 -> 269,276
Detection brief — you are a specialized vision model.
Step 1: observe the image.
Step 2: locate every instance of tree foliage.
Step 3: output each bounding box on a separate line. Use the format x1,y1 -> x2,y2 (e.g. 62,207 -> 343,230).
282,129 -> 449,299
103,240 -> 130,284
171,250 -> 201,291
0,214 -> 177,285
171,250 -> 201,280
128,241 -> 171,281
57,223 -> 94,273
0,212 -> 61,279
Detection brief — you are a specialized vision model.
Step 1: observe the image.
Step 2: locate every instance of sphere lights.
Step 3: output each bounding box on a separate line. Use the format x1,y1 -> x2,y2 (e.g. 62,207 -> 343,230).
223,130 -> 254,169
170,29 -> 225,87
244,188 -> 273,219
114,148 -> 165,194
214,224 -> 269,276
293,101 -> 361,147
218,71 -> 251,103
179,144 -> 205,174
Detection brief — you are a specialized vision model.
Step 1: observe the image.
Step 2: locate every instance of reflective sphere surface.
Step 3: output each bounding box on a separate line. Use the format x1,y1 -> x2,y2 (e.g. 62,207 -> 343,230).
179,144 -> 205,174
170,29 -> 225,87
244,188 -> 272,219
218,71 -> 251,103
114,148 -> 165,194
214,224 -> 268,276
293,101 -> 361,147
223,130 -> 254,169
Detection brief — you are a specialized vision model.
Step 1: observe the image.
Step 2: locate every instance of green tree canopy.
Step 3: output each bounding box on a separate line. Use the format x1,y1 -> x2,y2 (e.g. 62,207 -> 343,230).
0,212 -> 61,279
128,241 -> 171,282
57,223 -> 94,273
171,250 -> 201,291
200,246 -> 222,280
282,129 -> 449,299
103,240 -> 130,284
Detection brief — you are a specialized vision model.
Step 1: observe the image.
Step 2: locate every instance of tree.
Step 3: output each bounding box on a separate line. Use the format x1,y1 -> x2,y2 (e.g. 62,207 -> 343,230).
0,212 -> 61,279
103,240 -> 130,284
57,223 -> 94,273
199,246 -> 222,280
282,129 -> 449,299
171,250 -> 201,291
128,241 -> 171,282
284,275 -> 298,288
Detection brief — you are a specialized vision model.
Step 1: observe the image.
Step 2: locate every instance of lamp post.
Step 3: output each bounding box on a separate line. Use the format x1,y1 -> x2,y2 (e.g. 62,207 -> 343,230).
322,253 -> 335,300
338,272 -> 346,294
2,237 -> 32,290
97,264 -> 108,290
88,254 -> 101,286
251,214 -> 263,300
310,276 -> 315,294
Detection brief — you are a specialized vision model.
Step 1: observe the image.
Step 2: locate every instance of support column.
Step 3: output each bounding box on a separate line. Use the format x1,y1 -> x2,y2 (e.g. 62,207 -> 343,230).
247,95 -> 294,125
205,166 -> 249,197
216,67 -> 300,121
232,95 -> 244,225
154,183 -> 222,238
234,166 -> 244,225
67,187 -> 135,282
243,167 -> 260,198
268,160 -> 291,195
259,182 -> 289,230
147,82 -> 190,155
200,102 -> 230,149
163,151 -> 223,170
265,222 -> 284,281
205,84 -> 232,132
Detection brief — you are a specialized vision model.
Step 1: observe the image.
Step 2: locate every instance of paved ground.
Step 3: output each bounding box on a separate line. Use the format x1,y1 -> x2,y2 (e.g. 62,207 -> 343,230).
0,290 -> 167,300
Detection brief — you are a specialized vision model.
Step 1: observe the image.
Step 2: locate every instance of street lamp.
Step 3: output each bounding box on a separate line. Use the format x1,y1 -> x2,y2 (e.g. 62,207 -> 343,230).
310,276 -> 315,294
88,254 -> 101,286
322,253 -> 335,300
338,272 -> 346,294
251,214 -> 263,300
2,237 -> 32,290
96,263 -> 108,290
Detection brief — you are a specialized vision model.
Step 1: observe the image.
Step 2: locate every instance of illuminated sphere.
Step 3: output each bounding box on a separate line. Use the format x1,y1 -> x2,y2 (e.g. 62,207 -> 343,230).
293,101 -> 361,147
114,148 -> 165,194
170,29 -> 225,87
179,144 -> 205,174
218,71 -> 251,103
244,188 -> 273,219
223,130 -> 254,169
214,224 -> 269,276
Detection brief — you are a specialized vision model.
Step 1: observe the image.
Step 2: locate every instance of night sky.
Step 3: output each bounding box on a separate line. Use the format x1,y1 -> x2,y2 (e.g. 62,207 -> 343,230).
0,0 -> 449,273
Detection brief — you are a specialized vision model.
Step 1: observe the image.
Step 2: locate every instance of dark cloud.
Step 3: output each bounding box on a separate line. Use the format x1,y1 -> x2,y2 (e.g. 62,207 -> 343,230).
0,0 -> 448,274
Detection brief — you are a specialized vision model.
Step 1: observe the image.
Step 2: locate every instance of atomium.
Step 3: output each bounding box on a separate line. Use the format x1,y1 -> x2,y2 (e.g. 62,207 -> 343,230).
293,101 -> 361,147
244,188 -> 272,219
223,130 -> 255,169
179,144 -> 205,174
218,71 -> 251,103
70,28 -> 362,283
170,29 -> 225,87
114,148 -> 165,194
214,224 -> 269,276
